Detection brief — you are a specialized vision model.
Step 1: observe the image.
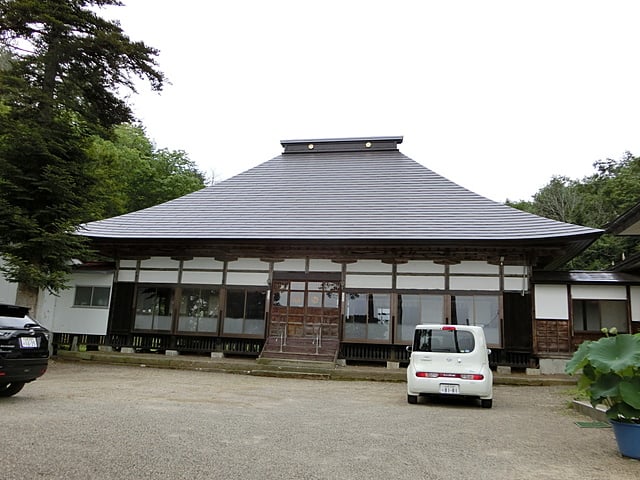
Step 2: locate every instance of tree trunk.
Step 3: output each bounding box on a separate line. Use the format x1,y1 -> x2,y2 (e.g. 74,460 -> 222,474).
15,282 -> 39,314
39,29 -> 62,125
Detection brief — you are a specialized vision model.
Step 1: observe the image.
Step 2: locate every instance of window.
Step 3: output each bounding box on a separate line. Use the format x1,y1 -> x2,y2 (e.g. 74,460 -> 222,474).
573,299 -> 628,333
344,293 -> 390,341
396,294 -> 444,342
223,289 -> 266,336
178,288 -> 220,333
413,328 -> 475,353
73,286 -> 111,308
451,295 -> 501,345
134,287 -> 173,331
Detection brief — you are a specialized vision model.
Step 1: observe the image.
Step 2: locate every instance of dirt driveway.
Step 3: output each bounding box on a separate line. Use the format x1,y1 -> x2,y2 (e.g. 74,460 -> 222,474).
2,360 -> 639,480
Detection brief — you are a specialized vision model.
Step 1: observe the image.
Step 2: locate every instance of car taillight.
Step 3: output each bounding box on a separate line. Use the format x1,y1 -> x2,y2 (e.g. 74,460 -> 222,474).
416,372 -> 484,380
442,326 -> 456,331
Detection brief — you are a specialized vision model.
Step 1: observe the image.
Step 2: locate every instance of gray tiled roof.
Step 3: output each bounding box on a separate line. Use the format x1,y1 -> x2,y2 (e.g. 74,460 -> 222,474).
79,137 -> 602,241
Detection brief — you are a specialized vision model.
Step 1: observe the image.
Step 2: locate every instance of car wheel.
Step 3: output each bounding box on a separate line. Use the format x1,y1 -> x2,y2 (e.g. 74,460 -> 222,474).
0,382 -> 26,397
407,394 -> 418,404
481,398 -> 493,409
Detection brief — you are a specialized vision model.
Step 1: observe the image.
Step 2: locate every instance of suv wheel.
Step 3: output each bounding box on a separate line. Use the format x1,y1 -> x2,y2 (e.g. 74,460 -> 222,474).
0,382 -> 26,397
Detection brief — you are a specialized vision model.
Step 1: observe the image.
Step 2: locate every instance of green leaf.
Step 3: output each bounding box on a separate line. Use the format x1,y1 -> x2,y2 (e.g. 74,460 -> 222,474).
620,377 -> 640,410
590,373 -> 621,405
587,334 -> 640,374
565,340 -> 592,375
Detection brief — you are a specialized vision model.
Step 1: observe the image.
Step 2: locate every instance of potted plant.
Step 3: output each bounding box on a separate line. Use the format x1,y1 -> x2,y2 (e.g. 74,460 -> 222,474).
565,328 -> 640,459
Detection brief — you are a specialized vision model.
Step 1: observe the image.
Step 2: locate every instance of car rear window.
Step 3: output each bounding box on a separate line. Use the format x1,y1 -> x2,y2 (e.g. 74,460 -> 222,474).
0,315 -> 35,329
413,328 -> 475,353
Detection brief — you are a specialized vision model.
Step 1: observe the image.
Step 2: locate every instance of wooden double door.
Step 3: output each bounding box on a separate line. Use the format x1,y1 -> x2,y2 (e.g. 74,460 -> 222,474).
270,279 -> 341,339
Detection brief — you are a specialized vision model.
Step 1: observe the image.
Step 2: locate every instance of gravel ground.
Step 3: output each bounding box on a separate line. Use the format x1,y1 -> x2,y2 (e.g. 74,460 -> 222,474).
2,360 -> 639,480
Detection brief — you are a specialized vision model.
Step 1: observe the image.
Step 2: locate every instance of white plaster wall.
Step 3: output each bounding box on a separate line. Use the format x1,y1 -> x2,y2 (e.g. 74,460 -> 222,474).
397,261 -> 444,274
140,257 -> 179,269
117,270 -> 136,282
138,270 -> 179,283
346,260 -> 392,273
118,259 -> 137,268
228,258 -> 269,271
181,271 -> 223,285
273,259 -> 306,271
183,257 -> 224,270
504,276 -> 529,292
504,265 -> 528,275
450,261 -> 499,275
0,269 -> 18,304
396,276 -> 445,290
449,276 -> 500,291
571,285 -> 627,300
48,272 -> 113,335
308,259 -> 342,272
345,274 -> 392,289
534,284 -> 569,320
226,272 -> 269,286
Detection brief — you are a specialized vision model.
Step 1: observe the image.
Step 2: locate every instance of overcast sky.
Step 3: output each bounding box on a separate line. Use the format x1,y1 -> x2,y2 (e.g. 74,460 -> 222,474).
104,0 -> 640,202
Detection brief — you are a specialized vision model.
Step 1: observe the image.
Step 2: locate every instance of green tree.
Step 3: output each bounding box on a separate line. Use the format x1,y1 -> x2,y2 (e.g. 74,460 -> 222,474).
86,124 -> 205,220
507,153 -> 640,270
0,0 -> 165,305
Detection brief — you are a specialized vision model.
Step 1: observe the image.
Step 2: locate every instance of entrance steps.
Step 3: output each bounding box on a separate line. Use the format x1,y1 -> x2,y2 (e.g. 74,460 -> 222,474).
259,336 -> 339,364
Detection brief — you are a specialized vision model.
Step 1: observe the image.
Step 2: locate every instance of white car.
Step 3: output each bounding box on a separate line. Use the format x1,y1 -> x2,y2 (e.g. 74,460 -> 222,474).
406,324 -> 493,408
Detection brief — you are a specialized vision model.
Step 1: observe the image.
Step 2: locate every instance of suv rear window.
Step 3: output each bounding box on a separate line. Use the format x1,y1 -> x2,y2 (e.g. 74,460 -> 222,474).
413,328 -> 475,353
0,315 -> 36,329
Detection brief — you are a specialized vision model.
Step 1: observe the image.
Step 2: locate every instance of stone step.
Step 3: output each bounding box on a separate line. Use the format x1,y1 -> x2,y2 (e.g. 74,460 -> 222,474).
258,351 -> 336,363
248,369 -> 331,380
261,336 -> 339,362
255,357 -> 337,370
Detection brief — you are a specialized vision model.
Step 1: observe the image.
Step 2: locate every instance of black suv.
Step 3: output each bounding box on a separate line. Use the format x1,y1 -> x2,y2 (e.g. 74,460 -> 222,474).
0,304 -> 50,397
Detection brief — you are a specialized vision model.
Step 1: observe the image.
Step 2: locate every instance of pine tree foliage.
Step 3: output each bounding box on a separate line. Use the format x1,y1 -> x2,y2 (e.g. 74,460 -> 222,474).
0,0 -> 165,293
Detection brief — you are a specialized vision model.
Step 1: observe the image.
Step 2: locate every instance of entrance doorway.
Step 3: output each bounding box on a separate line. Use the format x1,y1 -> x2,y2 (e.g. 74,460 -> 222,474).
269,279 -> 341,339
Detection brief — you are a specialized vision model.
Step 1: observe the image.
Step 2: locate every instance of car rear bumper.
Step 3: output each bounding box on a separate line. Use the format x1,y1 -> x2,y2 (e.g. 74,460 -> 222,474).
0,357 -> 49,383
407,371 -> 493,399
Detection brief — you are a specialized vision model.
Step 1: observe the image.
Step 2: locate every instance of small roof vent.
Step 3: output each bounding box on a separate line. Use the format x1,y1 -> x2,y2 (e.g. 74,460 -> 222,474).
281,136 -> 403,154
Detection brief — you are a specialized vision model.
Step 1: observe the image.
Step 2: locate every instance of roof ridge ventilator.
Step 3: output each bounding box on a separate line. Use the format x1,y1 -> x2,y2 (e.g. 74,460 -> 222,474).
280,136 -> 403,154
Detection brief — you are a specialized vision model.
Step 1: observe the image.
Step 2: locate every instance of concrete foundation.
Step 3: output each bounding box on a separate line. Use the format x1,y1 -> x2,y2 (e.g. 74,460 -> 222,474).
539,358 -> 569,375
98,346 -> 114,352
165,350 -> 179,356
210,352 -> 224,359
526,367 -> 541,376
386,361 -> 400,369
121,347 -> 135,354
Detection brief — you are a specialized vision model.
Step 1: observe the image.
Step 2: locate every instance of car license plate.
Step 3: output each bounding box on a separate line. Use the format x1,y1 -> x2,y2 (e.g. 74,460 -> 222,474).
439,384 -> 460,395
19,337 -> 38,348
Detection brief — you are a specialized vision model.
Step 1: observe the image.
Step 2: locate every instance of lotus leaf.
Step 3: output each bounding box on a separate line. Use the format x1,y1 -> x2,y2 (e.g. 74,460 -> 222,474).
587,334 -> 640,374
